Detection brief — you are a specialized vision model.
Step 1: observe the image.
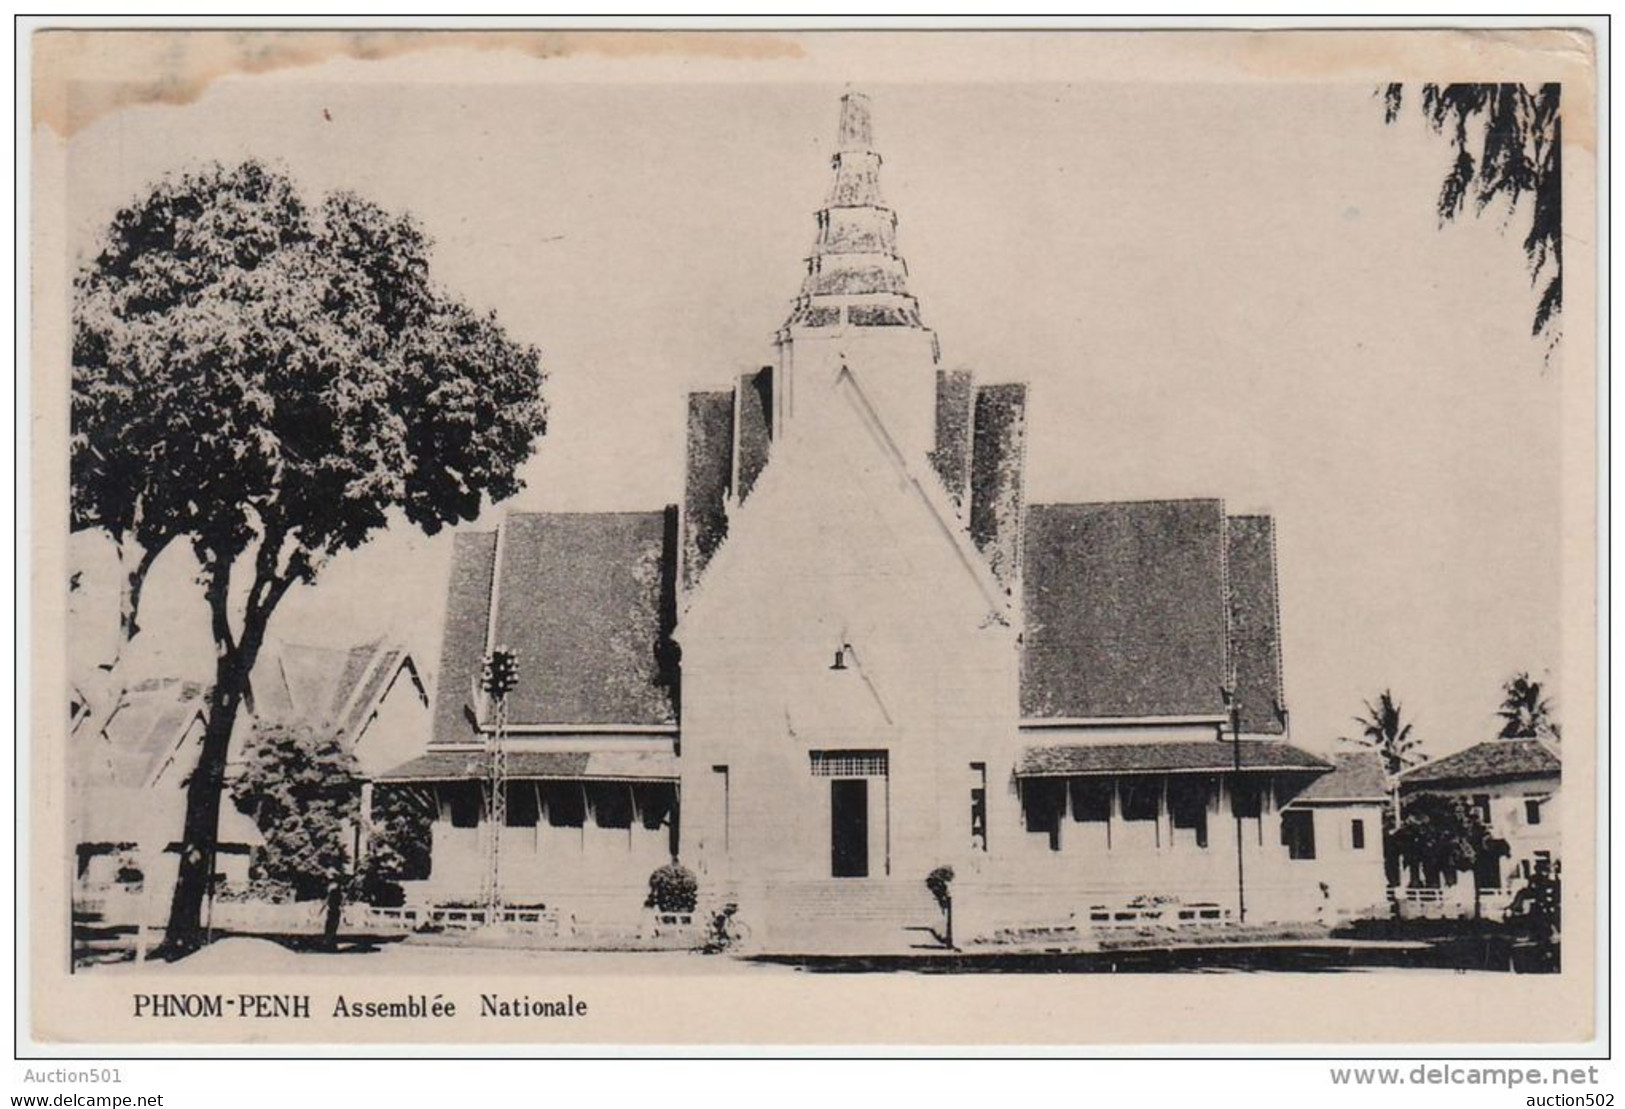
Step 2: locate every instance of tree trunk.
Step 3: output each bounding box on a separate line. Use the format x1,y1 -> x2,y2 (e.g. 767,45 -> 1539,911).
158,555 -> 284,956
115,538 -> 162,661
159,660 -> 249,955
324,882 -> 344,948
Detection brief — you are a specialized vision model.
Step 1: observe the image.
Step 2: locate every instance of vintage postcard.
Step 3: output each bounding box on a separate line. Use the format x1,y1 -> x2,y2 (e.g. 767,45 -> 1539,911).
24,26 -> 1600,1049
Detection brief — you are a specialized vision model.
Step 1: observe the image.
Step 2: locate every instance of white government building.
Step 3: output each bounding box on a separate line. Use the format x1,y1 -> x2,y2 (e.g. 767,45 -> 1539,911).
378,93 -> 1389,952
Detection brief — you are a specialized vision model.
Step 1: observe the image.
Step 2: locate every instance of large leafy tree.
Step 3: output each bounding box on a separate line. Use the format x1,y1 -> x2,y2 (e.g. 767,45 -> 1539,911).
1382,83 -> 1562,341
231,721 -> 361,903
1498,671 -> 1561,742
73,160 -> 547,953
360,785 -> 437,907
1390,792 -> 1507,895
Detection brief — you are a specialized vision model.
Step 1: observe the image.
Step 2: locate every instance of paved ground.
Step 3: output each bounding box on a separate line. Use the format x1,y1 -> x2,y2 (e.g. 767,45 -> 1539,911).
86,936 -> 786,975
81,934 -> 1528,976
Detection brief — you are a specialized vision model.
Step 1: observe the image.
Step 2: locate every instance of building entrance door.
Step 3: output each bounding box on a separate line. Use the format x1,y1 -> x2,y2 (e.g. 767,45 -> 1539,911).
830,778 -> 869,878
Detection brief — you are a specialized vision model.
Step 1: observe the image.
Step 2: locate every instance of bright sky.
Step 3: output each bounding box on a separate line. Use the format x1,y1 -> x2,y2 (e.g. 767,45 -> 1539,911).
56,39 -> 1576,758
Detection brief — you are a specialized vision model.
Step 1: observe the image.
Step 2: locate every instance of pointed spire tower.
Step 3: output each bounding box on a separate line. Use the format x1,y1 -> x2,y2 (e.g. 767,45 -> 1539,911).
774,91 -> 942,464
780,92 -> 935,345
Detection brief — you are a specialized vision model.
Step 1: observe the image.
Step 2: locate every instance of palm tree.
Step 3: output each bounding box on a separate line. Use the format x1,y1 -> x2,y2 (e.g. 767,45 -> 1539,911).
1344,689 -> 1426,781
1498,672 -> 1560,742
1342,689 -> 1426,888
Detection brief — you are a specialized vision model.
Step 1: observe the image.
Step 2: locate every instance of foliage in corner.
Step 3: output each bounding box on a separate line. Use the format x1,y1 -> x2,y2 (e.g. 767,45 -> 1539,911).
1382,83 -> 1562,342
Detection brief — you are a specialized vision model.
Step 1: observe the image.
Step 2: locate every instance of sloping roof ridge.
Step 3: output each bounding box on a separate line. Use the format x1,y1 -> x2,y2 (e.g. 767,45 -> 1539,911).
270,634 -> 383,654
504,508 -> 669,521
676,421 -> 791,622
1032,496 -> 1228,511
1291,749 -> 1387,802
835,364 -> 1012,618
1401,736 -> 1562,782
332,641 -> 412,739
678,364 -> 1012,630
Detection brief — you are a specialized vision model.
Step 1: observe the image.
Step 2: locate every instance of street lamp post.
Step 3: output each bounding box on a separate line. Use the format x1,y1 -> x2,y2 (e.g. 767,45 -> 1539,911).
1223,682 -> 1247,924
480,648 -> 519,929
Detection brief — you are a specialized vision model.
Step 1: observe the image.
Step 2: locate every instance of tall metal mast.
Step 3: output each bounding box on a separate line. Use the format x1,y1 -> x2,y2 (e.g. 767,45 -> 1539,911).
480,648 -> 518,926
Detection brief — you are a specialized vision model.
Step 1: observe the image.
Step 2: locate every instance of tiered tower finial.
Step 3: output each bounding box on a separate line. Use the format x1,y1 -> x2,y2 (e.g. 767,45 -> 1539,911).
780,92 -> 930,342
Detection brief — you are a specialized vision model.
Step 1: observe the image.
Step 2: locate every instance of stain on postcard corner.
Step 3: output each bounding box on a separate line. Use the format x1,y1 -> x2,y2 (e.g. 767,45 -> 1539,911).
32,30 -> 806,137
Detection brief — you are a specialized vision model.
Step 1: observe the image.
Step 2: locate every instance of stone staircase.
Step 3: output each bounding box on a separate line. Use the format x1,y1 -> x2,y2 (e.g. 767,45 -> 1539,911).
756,877 -> 945,955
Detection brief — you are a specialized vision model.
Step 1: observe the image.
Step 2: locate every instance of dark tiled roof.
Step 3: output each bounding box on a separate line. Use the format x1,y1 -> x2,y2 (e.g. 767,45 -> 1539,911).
682,390 -> 733,591
1017,740 -> 1331,777
1400,739 -> 1561,788
1022,500 -> 1229,720
736,367 -> 774,502
377,748 -> 678,782
1288,751 -> 1388,802
968,382 -> 1027,590
1226,515 -> 1287,735
430,530 -> 499,746
488,511 -> 679,729
929,369 -> 974,508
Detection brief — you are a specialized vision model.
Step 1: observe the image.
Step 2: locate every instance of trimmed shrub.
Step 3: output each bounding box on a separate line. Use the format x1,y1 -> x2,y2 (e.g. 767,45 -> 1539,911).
646,860 -> 698,914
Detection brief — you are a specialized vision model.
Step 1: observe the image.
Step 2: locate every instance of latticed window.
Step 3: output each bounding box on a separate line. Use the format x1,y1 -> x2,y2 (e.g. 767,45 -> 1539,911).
809,750 -> 889,778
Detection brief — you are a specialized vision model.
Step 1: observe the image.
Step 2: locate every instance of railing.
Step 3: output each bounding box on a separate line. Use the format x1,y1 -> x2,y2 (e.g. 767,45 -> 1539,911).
366,904 -> 562,935
1085,901 -> 1231,928
1393,885 -> 1515,920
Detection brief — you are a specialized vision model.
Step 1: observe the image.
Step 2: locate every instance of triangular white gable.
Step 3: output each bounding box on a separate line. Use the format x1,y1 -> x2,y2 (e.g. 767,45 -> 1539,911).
677,363 -> 1009,648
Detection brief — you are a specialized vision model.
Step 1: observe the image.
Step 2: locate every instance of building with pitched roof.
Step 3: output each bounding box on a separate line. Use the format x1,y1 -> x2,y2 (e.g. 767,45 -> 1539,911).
71,639 -> 427,915
1398,738 -> 1560,915
379,93 -> 1386,948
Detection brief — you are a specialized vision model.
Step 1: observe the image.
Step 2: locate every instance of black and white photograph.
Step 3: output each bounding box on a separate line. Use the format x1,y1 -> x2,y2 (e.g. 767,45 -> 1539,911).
21,23 -> 1601,1055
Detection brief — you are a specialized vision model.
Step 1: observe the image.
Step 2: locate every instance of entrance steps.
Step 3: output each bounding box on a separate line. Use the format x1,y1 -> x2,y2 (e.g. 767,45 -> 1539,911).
755,878 -> 944,955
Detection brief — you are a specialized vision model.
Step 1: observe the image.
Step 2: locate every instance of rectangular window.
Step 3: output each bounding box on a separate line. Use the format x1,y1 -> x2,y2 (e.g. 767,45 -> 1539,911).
540,782 -> 586,828
1281,809 -> 1316,860
1021,778 -> 1066,851
1070,779 -> 1113,823
1120,780 -> 1159,823
588,782 -> 634,830
1524,797 -> 1544,825
1168,777 -> 1212,849
1472,794 -> 1492,824
506,782 -> 539,828
633,782 -> 676,831
443,783 -> 481,829
1350,818 -> 1366,851
969,763 -> 988,852
810,750 -> 889,777
712,765 -> 730,852
1231,779 -> 1263,820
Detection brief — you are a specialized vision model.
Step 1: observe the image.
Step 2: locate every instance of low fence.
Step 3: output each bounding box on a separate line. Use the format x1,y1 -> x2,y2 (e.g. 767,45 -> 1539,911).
362,903 -> 705,950
1393,886 -> 1515,921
